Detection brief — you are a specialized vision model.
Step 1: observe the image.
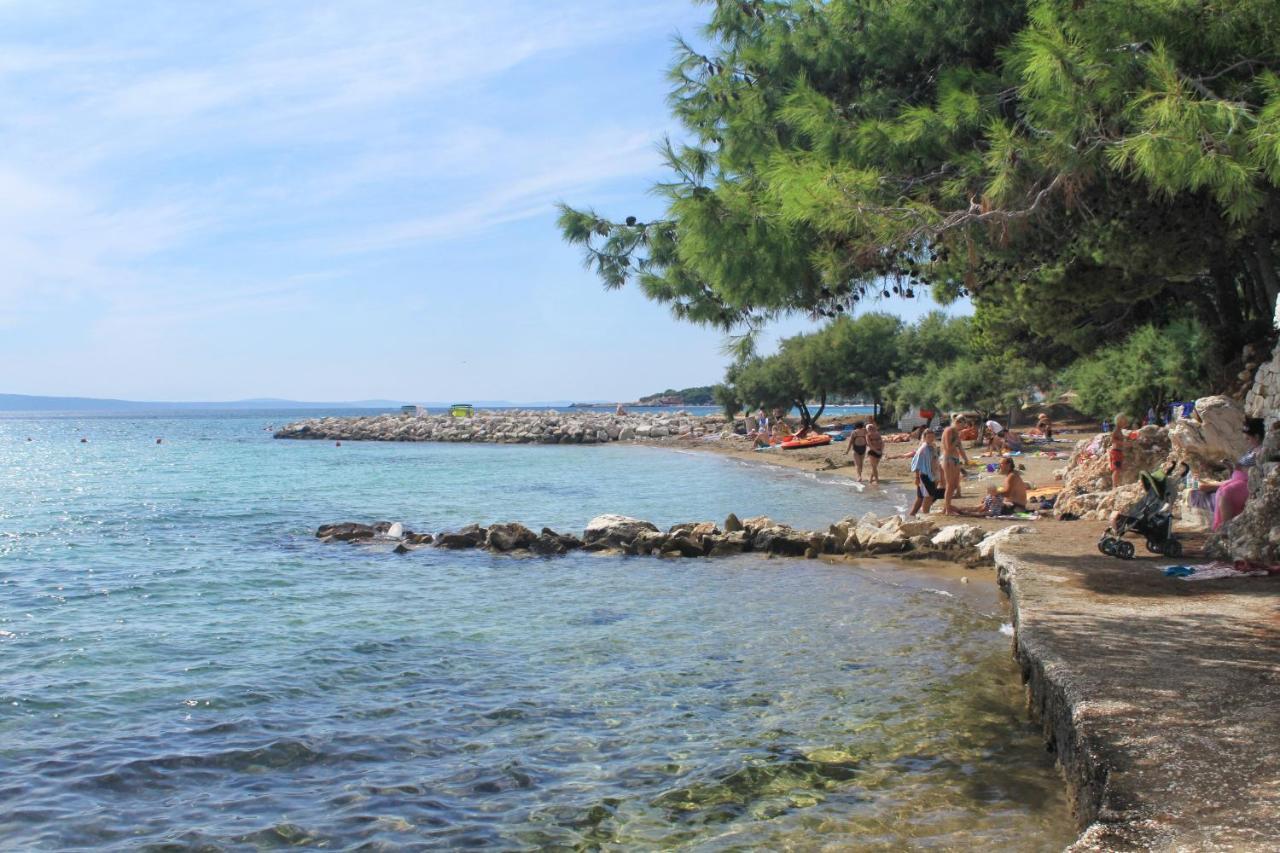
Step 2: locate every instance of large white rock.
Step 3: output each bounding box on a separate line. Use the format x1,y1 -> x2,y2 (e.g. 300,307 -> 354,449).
582,514 -> 659,549
1168,395 -> 1247,469
880,515 -> 937,539
976,525 -> 1035,559
931,524 -> 986,548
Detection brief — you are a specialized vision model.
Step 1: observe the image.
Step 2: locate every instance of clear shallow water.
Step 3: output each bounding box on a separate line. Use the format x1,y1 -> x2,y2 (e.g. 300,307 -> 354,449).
0,413 -> 1072,849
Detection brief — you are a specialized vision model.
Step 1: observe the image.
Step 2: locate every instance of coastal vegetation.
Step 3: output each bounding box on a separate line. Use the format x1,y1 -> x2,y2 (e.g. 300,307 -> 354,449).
559,0 -> 1280,414
638,385 -> 717,405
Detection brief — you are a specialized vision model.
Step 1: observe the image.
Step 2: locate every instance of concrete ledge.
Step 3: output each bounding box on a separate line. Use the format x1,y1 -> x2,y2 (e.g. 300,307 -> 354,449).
994,523 -> 1280,851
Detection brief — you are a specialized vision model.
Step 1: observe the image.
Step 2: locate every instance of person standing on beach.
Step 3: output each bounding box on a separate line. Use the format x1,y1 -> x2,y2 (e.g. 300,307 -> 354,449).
865,422 -> 884,484
1110,414 -> 1129,489
909,430 -> 943,516
843,421 -> 868,480
941,414 -> 968,515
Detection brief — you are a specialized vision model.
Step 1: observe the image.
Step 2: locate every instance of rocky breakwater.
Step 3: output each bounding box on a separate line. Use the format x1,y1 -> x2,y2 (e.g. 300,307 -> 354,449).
315,512 -> 1036,564
275,410 -> 729,445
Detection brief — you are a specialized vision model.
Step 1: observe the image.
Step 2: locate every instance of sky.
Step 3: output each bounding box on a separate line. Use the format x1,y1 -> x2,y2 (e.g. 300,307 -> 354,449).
0,0 -> 965,403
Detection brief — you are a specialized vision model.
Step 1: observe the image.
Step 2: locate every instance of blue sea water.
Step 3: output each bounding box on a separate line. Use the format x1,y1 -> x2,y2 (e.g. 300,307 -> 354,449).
0,412 -> 1071,849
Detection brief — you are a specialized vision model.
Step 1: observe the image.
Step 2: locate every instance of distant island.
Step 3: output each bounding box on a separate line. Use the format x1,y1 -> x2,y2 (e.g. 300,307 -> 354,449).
636,386 -> 716,406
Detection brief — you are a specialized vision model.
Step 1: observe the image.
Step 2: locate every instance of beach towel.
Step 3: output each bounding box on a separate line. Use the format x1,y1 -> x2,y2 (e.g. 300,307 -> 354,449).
1159,561 -> 1279,581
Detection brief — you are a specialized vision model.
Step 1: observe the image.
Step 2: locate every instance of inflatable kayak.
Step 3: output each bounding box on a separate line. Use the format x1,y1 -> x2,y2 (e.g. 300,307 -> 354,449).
780,434 -> 832,449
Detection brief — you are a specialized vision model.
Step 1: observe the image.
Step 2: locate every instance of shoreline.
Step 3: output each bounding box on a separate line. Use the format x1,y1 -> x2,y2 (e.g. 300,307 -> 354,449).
278,415 -> 1280,847
685,437 -> 1280,848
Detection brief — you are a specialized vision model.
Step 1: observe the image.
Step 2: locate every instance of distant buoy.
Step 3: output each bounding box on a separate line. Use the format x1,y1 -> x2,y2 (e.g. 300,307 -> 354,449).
156,438 -> 163,444
80,438 -> 88,443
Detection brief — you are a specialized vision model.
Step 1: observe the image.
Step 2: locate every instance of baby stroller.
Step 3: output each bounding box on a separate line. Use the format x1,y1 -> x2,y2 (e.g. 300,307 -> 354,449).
1098,462 -> 1189,560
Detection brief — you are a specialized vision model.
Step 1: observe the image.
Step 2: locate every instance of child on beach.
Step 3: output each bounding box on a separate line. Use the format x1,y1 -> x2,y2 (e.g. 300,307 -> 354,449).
1110,414 -> 1129,488
909,430 -> 944,516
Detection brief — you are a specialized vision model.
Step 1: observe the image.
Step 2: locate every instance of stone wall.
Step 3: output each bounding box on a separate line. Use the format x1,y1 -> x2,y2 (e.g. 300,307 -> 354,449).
1243,337 -> 1280,421
1223,310 -> 1280,563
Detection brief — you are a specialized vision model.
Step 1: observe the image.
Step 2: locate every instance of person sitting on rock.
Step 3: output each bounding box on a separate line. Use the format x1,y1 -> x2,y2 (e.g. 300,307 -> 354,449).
1190,417 -> 1266,530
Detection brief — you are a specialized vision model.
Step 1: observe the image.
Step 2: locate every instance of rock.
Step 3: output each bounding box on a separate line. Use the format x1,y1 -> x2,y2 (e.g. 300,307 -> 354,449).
752,525 -> 811,556
1168,395 -> 1247,471
383,522 -> 404,539
880,515 -> 937,539
976,525 -> 1035,559
741,515 -> 776,533
406,532 -> 434,545
723,513 -> 744,533
316,522 -> 376,542
529,528 -> 582,556
666,534 -> 708,558
582,514 -> 659,550
435,523 -> 487,549
1056,483 -> 1144,521
931,524 -> 986,548
841,531 -> 863,554
626,530 -> 670,555
486,522 -> 537,552
860,525 -> 910,553
690,522 -> 719,537
392,542 -> 412,554
707,531 -> 750,556
619,427 -> 636,441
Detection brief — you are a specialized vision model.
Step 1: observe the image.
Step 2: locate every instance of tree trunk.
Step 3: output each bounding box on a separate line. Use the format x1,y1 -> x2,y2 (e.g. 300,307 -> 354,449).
1242,251 -> 1273,318
1253,233 -> 1280,312
795,399 -> 811,431
811,391 -> 827,428
1211,258 -> 1242,328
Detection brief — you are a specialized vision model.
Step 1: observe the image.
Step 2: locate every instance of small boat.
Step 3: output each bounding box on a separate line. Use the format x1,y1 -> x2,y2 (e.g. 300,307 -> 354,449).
780,433 -> 832,449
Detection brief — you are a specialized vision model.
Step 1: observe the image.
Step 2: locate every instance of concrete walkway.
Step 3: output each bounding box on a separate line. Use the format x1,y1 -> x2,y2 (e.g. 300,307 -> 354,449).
995,522 -> 1280,851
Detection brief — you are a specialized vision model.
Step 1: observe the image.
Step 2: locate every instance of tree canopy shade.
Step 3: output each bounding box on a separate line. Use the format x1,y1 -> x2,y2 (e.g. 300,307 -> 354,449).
559,0 -> 1280,367
1066,318 -> 1212,418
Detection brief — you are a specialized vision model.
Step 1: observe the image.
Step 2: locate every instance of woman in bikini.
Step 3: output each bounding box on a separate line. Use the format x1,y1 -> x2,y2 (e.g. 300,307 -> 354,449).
843,421 -> 868,480
865,422 -> 884,484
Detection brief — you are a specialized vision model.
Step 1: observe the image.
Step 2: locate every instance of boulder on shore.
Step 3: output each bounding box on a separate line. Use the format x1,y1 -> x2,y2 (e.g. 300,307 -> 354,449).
931,524 -> 986,549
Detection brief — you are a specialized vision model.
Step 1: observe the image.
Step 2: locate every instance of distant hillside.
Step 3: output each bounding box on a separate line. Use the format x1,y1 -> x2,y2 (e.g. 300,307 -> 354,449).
638,386 -> 716,405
